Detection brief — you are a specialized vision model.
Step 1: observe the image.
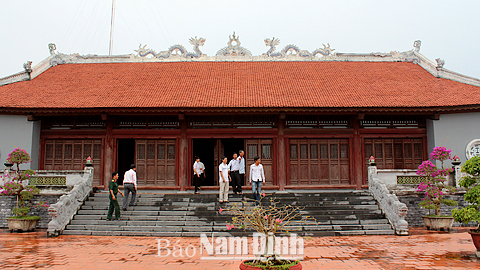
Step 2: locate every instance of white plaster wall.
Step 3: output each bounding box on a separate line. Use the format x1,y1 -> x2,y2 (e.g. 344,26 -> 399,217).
431,112 -> 480,166
0,115 -> 39,169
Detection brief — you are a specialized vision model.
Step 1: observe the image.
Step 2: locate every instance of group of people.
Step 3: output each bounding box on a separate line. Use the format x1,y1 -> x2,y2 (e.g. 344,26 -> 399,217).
193,150 -> 266,205
106,151 -> 267,220
106,164 -> 137,221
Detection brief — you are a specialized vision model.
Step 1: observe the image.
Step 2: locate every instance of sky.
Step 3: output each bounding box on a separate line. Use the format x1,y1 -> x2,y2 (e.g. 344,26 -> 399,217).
1,0 -> 480,79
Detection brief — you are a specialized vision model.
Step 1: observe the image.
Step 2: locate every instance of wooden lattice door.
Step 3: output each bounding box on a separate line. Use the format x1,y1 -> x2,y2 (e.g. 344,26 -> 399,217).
245,139 -> 274,186
213,139 -> 224,186
289,139 -> 350,185
364,138 -> 424,170
135,139 -> 176,186
44,139 -> 103,186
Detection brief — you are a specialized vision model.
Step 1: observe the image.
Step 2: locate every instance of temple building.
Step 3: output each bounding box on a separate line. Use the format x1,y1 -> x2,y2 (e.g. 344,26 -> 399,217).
1,36 -> 480,191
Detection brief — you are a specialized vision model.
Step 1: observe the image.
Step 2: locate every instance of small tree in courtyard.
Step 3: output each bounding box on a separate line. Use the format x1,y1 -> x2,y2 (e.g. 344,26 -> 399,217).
416,146 -> 458,216
452,156 -> 480,232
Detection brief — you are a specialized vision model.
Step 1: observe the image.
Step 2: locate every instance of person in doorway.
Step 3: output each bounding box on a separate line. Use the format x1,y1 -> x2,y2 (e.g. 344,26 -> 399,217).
122,164 -> 137,211
198,160 -> 205,189
250,156 -> 265,206
228,152 -> 242,194
193,156 -> 202,194
238,150 -> 245,194
107,172 -> 124,221
218,156 -> 231,203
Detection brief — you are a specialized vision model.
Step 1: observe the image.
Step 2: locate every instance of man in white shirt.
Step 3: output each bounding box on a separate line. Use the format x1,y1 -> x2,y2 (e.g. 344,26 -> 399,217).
249,156 -> 265,205
193,157 -> 202,194
122,164 -> 137,211
218,156 -> 230,203
228,152 -> 242,195
198,161 -> 205,188
238,150 -> 245,191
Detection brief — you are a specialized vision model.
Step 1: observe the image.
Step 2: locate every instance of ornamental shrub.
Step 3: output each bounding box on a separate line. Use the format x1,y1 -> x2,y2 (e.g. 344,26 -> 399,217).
416,146 -> 458,216
1,148 -> 48,218
452,156 -> 480,232
6,148 -> 31,171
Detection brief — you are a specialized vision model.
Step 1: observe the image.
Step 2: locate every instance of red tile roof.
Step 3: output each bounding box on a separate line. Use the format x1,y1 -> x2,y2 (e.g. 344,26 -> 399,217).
0,61 -> 479,111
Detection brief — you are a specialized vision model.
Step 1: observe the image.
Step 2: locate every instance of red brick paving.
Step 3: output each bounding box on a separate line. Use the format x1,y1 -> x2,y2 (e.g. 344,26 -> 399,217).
0,228 -> 478,269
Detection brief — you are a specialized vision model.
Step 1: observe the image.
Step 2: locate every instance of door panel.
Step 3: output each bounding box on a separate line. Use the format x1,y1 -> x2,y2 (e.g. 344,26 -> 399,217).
289,138 -> 350,185
245,139 -> 274,186
135,139 -> 176,186
44,139 -> 103,186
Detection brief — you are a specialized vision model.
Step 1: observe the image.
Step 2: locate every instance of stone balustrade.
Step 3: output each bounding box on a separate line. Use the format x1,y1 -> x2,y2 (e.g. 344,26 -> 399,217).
368,166 -> 409,235
47,167 -> 94,237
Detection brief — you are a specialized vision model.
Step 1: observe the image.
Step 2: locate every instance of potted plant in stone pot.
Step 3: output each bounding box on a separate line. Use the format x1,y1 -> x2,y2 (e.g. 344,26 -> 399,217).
452,156 -> 480,257
416,146 -> 458,231
220,194 -> 315,270
0,148 -> 48,231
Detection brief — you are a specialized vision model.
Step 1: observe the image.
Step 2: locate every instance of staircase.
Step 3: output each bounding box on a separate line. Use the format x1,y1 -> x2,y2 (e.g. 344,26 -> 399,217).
63,191 -> 394,237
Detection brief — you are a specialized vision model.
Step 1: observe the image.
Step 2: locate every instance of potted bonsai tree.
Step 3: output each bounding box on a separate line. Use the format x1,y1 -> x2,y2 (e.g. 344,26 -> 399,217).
452,156 -> 480,257
0,148 -> 47,231
220,194 -> 314,270
416,146 -> 458,231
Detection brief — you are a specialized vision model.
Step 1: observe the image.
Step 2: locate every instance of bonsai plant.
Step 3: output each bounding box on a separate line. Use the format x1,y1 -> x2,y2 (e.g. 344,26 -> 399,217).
452,156 -> 480,257
220,193 -> 314,270
416,146 -> 458,230
0,148 -> 48,231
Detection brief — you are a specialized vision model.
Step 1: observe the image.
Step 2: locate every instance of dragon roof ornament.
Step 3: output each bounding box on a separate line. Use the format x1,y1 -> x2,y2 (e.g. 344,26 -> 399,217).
134,36 -> 206,59
262,37 -> 335,59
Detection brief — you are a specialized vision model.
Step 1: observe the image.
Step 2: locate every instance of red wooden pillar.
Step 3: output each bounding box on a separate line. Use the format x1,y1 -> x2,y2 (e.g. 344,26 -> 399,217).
352,116 -> 363,190
104,116 -> 114,189
178,114 -> 188,191
277,113 -> 287,191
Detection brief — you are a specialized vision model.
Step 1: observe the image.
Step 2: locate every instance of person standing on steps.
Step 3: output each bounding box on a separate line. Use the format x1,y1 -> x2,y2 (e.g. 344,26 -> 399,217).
238,150 -> 245,194
218,156 -> 231,203
193,156 -> 202,194
122,164 -> 137,211
250,157 -> 265,206
228,152 -> 241,195
107,172 -> 124,221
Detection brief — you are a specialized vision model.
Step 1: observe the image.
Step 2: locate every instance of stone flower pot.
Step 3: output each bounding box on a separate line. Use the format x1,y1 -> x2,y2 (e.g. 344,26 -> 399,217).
469,230 -> 480,258
7,218 -> 40,232
422,216 -> 454,231
239,260 -> 302,270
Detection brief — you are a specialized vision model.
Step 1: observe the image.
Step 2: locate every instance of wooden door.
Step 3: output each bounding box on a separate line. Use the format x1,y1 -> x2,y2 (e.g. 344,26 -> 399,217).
289,138 -> 350,185
245,139 -> 274,186
44,139 -> 102,186
213,139 -> 224,186
135,139 -> 176,186
364,138 -> 423,170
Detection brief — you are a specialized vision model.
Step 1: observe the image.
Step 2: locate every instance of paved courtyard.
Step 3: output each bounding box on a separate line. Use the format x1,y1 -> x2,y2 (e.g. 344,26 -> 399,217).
0,227 -> 478,269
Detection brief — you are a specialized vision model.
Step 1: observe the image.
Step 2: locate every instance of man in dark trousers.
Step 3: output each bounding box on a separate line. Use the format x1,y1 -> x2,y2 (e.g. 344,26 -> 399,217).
228,152 -> 242,194
107,172 -> 124,221
122,164 -> 137,211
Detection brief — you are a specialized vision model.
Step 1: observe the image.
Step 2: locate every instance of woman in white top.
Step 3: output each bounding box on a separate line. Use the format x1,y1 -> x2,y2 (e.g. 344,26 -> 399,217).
249,156 -> 265,205
218,156 -> 231,203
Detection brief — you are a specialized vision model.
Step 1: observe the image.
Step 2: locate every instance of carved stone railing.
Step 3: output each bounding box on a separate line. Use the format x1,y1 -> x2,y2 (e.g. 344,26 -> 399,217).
368,166 -> 409,235
47,167 -> 94,237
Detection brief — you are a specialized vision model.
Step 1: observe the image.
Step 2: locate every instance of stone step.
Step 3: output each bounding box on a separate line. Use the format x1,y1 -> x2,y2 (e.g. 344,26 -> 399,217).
64,191 -> 394,237
62,229 -> 342,237
75,208 -> 382,217
80,204 -> 380,211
